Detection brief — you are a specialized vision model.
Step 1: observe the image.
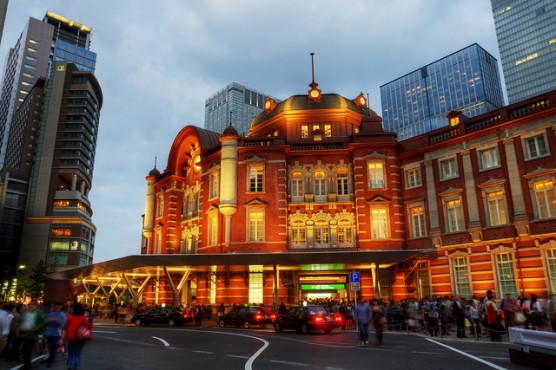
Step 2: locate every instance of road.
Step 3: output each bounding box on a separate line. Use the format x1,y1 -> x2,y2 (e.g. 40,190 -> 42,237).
1,320 -> 531,370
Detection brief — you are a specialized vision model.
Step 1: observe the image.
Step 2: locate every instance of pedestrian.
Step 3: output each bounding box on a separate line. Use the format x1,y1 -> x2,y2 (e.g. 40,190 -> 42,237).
0,303 -> 9,356
62,302 -> 92,370
278,299 -> 287,315
355,296 -> 371,346
44,302 -> 66,368
485,290 -> 502,342
194,305 -> 202,326
339,301 -> 347,330
371,298 -> 385,345
13,299 -> 45,370
452,296 -> 466,338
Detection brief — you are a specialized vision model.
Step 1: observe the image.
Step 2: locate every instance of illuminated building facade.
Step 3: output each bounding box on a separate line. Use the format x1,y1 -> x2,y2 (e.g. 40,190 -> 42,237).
380,44 -> 504,141
142,71 -> 556,306
204,82 -> 279,137
491,0 -> 556,103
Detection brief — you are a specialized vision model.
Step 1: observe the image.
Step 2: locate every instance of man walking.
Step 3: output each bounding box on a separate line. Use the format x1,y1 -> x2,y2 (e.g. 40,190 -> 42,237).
355,296 -> 372,346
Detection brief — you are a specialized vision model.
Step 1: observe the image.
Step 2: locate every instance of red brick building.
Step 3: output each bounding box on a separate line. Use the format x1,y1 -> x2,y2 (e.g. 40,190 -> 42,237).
141,83 -> 556,307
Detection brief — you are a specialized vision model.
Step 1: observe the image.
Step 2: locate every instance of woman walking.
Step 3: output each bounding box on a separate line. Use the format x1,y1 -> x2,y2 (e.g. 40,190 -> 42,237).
371,299 -> 385,345
62,303 -> 92,370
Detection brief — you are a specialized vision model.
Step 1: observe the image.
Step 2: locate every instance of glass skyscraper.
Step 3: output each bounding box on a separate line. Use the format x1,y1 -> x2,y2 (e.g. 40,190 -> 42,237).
380,44 -> 504,141
204,82 -> 279,136
491,0 -> 556,103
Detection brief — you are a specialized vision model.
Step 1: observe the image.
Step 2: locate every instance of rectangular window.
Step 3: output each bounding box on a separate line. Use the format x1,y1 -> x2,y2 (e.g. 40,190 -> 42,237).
248,210 -> 264,242
445,198 -> 464,232
208,213 -> 218,245
439,157 -> 458,180
324,124 -> 332,137
478,147 -> 500,170
486,190 -> 507,226
291,173 -> 304,197
248,265 -> 263,304
405,167 -> 422,188
336,172 -> 349,195
314,172 -> 326,196
314,219 -> 330,244
533,180 -> 556,219
409,205 -> 426,238
546,249 -> 556,294
301,125 -> 309,138
524,134 -> 548,159
371,206 -> 389,239
209,172 -> 219,199
157,194 -> 164,217
416,261 -> 431,299
248,164 -> 264,192
496,253 -> 518,297
452,256 -> 471,298
368,161 -> 385,188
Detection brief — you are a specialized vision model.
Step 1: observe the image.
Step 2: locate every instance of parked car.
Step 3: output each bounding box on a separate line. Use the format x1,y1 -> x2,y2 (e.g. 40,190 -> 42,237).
218,306 -> 274,328
273,305 -> 343,334
132,307 -> 192,327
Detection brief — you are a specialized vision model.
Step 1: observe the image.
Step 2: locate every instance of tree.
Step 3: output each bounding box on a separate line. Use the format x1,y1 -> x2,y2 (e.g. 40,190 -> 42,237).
29,260 -> 48,301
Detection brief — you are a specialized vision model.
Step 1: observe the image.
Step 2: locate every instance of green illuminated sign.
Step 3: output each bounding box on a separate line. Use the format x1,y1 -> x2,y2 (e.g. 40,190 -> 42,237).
300,264 -> 345,271
300,284 -> 345,291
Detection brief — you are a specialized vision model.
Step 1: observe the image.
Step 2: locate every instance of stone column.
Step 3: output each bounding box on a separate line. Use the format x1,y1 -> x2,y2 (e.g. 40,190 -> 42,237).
461,149 -> 482,241
503,136 -> 529,236
425,159 -> 442,246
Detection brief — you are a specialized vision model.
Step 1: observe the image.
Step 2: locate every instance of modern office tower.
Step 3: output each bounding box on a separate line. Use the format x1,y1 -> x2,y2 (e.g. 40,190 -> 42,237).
204,82 -> 279,136
0,0 -> 8,45
0,12 -> 96,168
380,43 -> 504,141
17,62 -> 102,273
491,0 -> 556,103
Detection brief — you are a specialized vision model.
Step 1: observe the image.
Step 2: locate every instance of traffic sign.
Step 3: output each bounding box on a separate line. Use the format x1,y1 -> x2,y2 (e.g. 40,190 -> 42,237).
350,282 -> 360,291
349,271 -> 360,283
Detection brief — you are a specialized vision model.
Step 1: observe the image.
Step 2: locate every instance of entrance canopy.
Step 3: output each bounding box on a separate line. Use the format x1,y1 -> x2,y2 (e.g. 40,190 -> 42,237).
49,249 -> 437,280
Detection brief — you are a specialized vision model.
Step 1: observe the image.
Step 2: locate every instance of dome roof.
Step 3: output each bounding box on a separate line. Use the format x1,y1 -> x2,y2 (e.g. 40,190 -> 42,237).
148,167 -> 160,177
250,93 -> 379,128
222,125 -> 239,136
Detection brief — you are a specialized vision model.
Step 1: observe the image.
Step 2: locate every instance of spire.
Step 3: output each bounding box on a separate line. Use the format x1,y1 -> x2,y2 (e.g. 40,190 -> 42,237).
307,52 -> 322,103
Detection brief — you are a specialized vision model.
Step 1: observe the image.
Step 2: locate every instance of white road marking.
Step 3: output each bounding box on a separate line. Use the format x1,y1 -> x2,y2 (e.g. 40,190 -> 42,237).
227,354 -> 250,359
411,351 -> 443,355
192,350 -> 214,354
92,330 -> 117,333
426,338 -> 508,370
269,359 -> 310,366
151,336 -> 170,347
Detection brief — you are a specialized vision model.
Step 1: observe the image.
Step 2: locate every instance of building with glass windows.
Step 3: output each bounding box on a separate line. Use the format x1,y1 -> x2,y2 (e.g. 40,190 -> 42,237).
204,82 -> 279,136
380,44 -> 504,141
490,0 -> 556,104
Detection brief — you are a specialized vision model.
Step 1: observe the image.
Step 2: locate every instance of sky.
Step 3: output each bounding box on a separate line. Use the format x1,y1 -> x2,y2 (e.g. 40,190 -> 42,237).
0,0 -> 501,262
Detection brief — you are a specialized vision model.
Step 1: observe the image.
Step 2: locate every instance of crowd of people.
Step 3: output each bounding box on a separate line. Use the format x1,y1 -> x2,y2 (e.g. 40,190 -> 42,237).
0,300 -> 94,369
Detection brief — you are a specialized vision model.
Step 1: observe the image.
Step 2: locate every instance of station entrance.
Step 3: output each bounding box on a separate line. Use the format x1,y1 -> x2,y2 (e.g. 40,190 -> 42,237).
298,273 -> 349,303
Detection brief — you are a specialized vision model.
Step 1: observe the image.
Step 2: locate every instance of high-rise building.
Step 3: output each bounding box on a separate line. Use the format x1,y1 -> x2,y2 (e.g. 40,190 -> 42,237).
204,82 -> 279,136
490,0 -> 556,103
380,43 -> 504,141
0,0 -> 9,46
0,12 -> 96,168
17,62 -> 102,273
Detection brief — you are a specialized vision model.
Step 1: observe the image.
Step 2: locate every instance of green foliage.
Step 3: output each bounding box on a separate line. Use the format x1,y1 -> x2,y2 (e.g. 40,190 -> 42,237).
29,260 -> 48,300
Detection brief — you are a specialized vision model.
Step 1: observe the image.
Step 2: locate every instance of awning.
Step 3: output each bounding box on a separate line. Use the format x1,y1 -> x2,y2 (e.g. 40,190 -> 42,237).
48,249 -> 438,280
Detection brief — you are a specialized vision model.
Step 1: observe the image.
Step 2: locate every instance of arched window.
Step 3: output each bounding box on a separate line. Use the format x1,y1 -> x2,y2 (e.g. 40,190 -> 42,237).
314,219 -> 329,244
291,219 -> 306,245
337,218 -> 353,244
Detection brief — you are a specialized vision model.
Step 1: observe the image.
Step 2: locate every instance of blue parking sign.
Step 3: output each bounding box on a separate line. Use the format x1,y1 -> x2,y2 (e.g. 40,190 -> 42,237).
350,272 -> 360,283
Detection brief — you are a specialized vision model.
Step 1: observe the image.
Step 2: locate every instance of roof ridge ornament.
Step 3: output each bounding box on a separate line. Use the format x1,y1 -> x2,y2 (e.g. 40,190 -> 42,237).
308,52 -> 322,103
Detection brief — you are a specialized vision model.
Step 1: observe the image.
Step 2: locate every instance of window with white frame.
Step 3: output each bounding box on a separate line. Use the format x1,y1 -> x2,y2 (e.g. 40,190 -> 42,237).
546,248 -> 556,294
209,172 -> 219,199
337,218 -> 353,245
370,206 -> 389,239
314,219 -> 329,245
314,171 -> 326,195
291,171 -> 304,197
157,193 -> 164,217
478,146 -> 500,170
336,170 -> 349,195
368,160 -> 385,188
408,204 -> 426,238
495,252 -> 518,297
248,163 -> 264,192
183,194 -> 189,216
208,211 -> 218,246
248,265 -> 263,304
439,157 -> 458,180
523,133 -> 548,160
405,166 -> 422,188
290,219 -> 306,245
247,209 -> 264,242
416,261 -> 431,299
452,256 -> 471,298
444,197 -> 465,232
485,189 -> 508,226
533,179 -> 556,219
